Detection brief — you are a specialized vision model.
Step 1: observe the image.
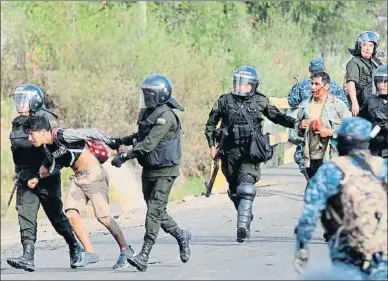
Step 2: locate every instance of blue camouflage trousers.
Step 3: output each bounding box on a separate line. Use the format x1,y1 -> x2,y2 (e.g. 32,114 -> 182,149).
294,143 -> 305,173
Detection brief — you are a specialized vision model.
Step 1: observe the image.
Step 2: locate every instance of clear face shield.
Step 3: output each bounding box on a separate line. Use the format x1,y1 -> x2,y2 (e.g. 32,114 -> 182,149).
12,91 -> 34,114
372,75 -> 387,96
142,89 -> 158,108
233,74 -> 256,97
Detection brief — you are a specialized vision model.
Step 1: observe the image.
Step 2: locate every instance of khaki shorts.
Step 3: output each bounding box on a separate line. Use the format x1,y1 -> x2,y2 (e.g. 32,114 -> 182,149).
64,164 -> 110,218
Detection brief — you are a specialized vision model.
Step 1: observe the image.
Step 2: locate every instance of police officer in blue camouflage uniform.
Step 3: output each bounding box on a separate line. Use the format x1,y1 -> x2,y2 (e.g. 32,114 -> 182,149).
288,58 -> 349,177
293,117 -> 388,280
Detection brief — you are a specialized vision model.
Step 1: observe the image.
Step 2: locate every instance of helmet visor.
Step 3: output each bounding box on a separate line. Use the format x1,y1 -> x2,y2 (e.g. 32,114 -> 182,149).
142,89 -> 158,108
373,75 -> 387,96
12,91 -> 34,113
233,74 -> 256,97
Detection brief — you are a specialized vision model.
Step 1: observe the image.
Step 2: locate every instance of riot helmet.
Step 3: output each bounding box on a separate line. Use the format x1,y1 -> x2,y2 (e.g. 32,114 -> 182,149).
140,74 -> 184,111
232,65 -> 260,97
354,31 -> 379,57
12,83 -> 44,114
372,64 -> 387,96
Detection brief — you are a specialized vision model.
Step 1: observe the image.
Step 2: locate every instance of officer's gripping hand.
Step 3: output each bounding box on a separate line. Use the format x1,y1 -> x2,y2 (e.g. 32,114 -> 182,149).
293,248 -> 308,275
108,137 -> 123,150
111,152 -> 129,168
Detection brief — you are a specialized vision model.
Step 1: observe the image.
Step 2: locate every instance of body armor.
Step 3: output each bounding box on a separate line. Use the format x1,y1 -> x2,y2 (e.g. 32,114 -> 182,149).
136,104 -> 182,168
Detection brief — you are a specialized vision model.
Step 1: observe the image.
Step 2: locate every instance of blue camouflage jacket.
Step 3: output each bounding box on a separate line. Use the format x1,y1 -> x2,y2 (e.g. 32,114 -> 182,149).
288,78 -> 349,109
295,151 -> 387,267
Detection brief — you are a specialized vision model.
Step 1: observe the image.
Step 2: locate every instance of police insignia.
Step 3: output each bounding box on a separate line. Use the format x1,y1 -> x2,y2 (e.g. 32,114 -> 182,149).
156,118 -> 166,125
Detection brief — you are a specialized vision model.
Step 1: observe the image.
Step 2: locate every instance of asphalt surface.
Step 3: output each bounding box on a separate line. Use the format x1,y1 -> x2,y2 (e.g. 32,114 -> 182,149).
1,163 -> 330,280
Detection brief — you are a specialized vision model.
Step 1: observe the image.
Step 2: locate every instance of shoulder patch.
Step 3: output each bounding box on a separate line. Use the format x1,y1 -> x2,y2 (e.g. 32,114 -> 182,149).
156,118 -> 166,125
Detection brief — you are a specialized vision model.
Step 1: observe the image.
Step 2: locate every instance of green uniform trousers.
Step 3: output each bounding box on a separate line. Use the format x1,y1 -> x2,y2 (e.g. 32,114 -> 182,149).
141,175 -> 178,243
16,174 -> 73,245
221,147 -> 261,195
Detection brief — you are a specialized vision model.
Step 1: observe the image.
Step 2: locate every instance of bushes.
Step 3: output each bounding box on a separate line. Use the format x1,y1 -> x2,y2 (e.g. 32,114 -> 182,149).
1,1 -> 386,185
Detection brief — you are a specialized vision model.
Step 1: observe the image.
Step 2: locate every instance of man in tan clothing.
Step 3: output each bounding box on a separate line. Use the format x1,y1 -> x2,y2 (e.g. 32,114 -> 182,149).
23,115 -> 134,270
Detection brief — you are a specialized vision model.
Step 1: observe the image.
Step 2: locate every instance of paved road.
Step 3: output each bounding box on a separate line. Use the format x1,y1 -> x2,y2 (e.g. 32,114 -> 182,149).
1,164 -> 331,280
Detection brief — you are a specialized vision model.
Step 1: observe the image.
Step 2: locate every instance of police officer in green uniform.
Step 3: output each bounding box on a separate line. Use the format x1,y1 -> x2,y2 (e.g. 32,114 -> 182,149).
345,31 -> 382,116
110,74 -> 191,272
7,84 -> 82,271
204,65 -> 299,243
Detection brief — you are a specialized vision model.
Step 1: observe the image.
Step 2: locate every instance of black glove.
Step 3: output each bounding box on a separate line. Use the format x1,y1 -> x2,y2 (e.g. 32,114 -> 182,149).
121,135 -> 135,146
108,137 -> 124,150
111,152 -> 129,168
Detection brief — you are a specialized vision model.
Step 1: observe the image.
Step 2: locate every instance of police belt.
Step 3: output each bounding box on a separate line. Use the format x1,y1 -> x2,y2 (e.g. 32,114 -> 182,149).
15,165 -> 40,173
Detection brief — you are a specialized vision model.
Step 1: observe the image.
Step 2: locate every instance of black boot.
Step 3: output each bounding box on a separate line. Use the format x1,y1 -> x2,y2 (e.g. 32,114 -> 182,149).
170,228 -> 191,263
237,214 -> 254,243
237,212 -> 254,243
127,239 -> 153,272
7,244 -> 35,272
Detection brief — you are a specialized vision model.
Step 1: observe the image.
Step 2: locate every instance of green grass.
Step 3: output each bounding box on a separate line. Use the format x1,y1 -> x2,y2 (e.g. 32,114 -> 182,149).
169,177 -> 206,201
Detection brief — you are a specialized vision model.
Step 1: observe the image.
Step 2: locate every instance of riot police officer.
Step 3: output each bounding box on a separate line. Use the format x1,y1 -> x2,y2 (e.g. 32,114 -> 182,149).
7,84 -> 82,271
204,65 -> 299,243
110,74 -> 191,272
364,64 -> 387,158
345,31 -> 382,116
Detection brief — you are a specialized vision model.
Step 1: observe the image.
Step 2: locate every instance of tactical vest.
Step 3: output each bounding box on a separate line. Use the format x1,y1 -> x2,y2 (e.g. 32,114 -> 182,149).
9,110 -> 56,171
368,96 -> 388,157
368,96 -> 387,125
222,93 -> 263,146
320,192 -> 343,240
320,152 -> 386,239
136,104 -> 182,168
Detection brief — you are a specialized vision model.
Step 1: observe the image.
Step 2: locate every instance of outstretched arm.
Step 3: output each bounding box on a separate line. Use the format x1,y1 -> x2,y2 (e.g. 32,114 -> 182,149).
262,97 -> 297,129
61,128 -> 115,146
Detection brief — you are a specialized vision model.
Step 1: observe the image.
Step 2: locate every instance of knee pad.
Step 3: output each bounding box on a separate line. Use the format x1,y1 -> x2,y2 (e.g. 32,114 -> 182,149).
238,174 -> 256,185
236,182 -> 256,229
236,182 -> 257,201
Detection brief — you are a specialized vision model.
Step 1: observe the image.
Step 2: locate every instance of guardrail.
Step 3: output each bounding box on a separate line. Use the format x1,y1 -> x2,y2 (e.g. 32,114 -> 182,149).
208,97 -> 295,193
267,97 -> 291,146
